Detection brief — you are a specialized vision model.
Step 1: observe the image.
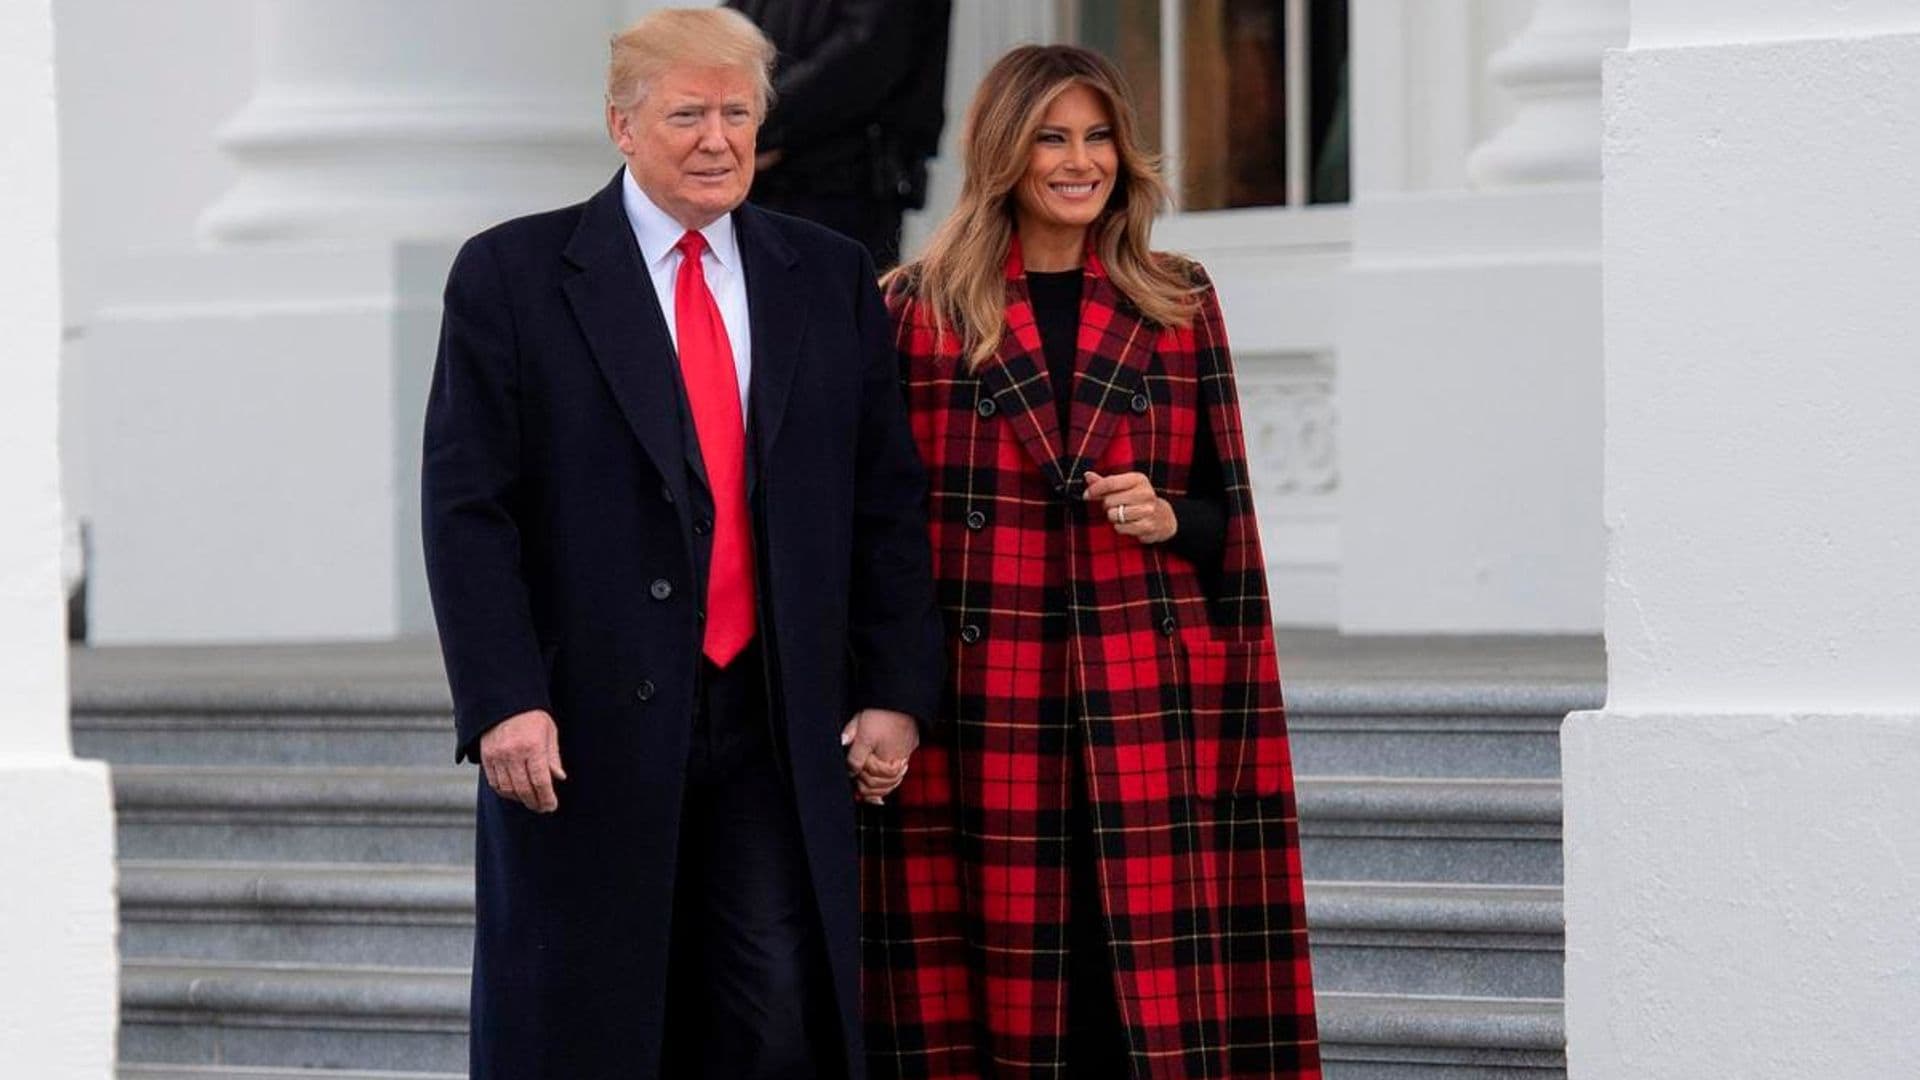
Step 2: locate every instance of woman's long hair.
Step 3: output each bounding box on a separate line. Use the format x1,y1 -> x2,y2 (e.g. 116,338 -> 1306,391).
887,45 -> 1199,369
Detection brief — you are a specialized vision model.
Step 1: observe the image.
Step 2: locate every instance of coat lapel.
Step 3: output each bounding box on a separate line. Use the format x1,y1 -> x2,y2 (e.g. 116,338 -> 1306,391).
979,245 -> 1073,493
561,171 -> 691,509
1063,255 -> 1154,484
733,203 -> 807,495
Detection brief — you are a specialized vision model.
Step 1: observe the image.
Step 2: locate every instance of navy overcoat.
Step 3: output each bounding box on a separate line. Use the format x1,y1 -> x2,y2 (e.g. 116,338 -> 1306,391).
422,171 -> 942,1080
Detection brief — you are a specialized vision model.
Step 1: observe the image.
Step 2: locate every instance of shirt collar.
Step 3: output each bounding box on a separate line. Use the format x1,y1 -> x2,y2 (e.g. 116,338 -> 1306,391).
621,166 -> 738,275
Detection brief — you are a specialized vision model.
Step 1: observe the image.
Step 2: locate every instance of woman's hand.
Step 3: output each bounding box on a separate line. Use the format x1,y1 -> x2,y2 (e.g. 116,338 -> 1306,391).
841,709 -> 919,805
1084,471 -> 1178,545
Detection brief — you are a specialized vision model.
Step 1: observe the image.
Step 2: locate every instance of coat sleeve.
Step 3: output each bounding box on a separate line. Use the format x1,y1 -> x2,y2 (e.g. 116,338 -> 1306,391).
846,251 -> 945,727
421,234 -> 552,761
1189,263 -> 1279,637
753,0 -> 920,153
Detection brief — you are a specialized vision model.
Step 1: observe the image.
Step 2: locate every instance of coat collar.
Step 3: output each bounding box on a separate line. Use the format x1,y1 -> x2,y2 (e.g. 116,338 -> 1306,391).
979,236 -> 1156,495
562,170 -> 688,507
561,170 -> 806,499
732,199 -> 806,493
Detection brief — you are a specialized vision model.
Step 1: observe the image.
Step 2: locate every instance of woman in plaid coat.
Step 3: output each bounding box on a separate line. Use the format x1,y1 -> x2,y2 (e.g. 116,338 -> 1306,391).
857,46 -> 1321,1079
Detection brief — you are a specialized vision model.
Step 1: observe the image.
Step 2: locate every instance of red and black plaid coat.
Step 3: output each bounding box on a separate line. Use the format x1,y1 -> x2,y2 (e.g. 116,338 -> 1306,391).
860,244 -> 1321,1079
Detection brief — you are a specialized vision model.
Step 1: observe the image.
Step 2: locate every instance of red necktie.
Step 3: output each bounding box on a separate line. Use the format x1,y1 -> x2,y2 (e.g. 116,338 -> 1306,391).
673,230 -> 755,666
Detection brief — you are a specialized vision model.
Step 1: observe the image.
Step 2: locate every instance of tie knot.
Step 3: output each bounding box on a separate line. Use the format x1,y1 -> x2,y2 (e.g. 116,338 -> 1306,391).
676,230 -> 708,261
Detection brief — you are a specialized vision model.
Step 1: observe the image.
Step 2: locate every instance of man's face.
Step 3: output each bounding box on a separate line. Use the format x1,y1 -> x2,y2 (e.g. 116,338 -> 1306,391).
609,65 -> 759,230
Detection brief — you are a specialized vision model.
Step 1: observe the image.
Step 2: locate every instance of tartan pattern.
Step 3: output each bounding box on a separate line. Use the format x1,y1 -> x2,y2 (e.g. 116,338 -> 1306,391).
861,246 -> 1321,1078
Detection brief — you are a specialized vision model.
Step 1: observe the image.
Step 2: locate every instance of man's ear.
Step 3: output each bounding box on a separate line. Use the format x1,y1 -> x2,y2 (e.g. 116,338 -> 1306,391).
605,102 -> 628,152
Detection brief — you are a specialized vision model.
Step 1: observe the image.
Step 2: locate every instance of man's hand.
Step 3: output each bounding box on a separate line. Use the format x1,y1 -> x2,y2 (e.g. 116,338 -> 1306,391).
840,708 -> 919,805
479,709 -> 567,813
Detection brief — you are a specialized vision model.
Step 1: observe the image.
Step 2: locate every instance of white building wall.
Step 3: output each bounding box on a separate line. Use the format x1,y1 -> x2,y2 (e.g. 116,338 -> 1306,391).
55,0 -> 255,584
69,0 -> 627,642
1565,5 -> 1920,1076
1339,0 -> 1618,633
0,0 -> 119,1073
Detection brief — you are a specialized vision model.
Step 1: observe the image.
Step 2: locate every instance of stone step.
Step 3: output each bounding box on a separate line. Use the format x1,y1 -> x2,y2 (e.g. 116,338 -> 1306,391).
119,858 -> 1567,992
1318,992 -> 1564,1079
76,696 -> 1572,777
121,1067 -> 460,1080
1307,882 -> 1563,998
120,964 -> 1556,1078
119,861 -> 473,968
120,960 -> 468,1074
1284,680 -> 1587,779
1297,778 -> 1563,885
75,709 -> 451,768
112,766 -> 474,865
112,766 -> 1562,878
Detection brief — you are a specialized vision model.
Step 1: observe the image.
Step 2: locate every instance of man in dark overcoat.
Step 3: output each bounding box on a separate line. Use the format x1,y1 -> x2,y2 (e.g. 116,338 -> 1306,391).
725,0 -> 953,269
421,9 -> 941,1078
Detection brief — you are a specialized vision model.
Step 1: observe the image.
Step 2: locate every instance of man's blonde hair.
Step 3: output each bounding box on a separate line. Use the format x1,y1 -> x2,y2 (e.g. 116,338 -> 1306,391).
606,8 -> 777,114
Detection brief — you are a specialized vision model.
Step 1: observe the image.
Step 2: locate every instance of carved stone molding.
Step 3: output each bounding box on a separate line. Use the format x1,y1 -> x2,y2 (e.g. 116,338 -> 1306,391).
1238,354 -> 1338,499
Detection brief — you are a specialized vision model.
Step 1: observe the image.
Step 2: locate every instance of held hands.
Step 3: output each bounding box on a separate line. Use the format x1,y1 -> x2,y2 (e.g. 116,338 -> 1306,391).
841,708 -> 920,805
479,709 -> 568,813
1084,471 -> 1179,545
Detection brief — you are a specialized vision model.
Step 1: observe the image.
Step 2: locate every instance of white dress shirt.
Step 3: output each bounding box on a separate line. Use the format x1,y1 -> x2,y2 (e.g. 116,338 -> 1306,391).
620,168 -> 753,418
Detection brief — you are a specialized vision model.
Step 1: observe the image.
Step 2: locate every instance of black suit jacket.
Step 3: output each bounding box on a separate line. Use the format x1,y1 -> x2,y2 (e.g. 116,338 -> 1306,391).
422,170 -> 942,1080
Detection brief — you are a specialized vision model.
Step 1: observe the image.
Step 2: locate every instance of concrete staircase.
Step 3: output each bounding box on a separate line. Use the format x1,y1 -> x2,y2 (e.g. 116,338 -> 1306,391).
73,634 -> 1602,1078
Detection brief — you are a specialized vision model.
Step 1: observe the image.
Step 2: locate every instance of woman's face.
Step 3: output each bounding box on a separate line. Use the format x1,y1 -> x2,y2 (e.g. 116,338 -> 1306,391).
1013,84 -> 1119,239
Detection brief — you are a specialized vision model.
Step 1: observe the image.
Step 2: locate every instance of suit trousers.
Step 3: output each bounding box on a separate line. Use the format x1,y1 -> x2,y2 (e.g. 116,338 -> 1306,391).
660,642 -> 836,1079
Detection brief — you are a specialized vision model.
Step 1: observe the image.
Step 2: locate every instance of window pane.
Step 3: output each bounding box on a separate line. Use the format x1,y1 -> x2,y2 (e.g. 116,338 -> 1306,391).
1076,0 -> 1162,156
1309,0 -> 1350,205
1076,0 -> 1348,211
1181,0 -> 1285,209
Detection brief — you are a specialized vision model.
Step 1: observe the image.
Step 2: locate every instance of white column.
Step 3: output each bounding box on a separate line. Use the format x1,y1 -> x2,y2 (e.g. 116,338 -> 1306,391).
201,0 -> 621,245
1568,4 -> 1920,1077
1339,0 -> 1610,633
1467,0 -> 1626,187
0,0 -> 119,1074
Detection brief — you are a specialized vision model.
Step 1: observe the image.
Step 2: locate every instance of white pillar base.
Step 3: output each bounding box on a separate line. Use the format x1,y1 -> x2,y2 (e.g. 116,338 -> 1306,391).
1339,185 -> 1602,633
75,243 -> 456,643
1563,711 -> 1920,1078
0,755 -> 117,1079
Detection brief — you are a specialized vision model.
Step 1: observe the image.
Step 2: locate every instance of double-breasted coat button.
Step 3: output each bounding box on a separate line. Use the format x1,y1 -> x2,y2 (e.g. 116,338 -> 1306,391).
1160,616 -> 1178,636
660,483 -> 674,504
965,509 -> 987,530
959,624 -> 983,644
1131,392 -> 1151,414
649,579 -> 673,600
976,397 -> 998,418
635,680 -> 656,702
693,517 -> 712,536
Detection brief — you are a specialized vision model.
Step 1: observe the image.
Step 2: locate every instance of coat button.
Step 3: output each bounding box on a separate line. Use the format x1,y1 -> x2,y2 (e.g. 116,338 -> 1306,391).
635,680 -> 656,702
1131,392 -> 1151,414
965,509 -> 987,530
976,397 -> 998,418
959,624 -> 982,645
693,517 -> 713,536
660,483 -> 674,504
1160,616 -> 1178,636
649,579 -> 673,600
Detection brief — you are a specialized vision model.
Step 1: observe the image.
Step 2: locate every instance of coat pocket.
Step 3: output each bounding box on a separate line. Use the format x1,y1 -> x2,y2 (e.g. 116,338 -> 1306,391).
1176,628 -> 1291,800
